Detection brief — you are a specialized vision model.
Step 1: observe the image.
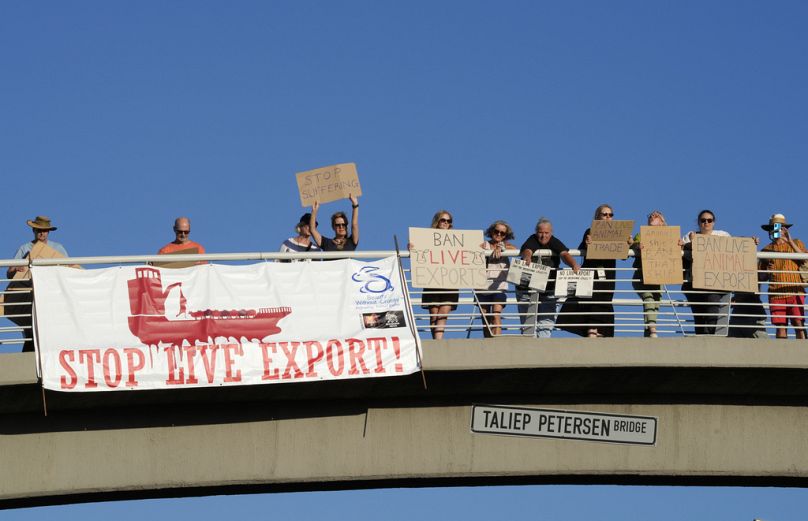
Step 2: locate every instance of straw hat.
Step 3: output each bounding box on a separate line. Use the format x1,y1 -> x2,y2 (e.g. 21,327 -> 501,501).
26,215 -> 57,231
761,213 -> 792,231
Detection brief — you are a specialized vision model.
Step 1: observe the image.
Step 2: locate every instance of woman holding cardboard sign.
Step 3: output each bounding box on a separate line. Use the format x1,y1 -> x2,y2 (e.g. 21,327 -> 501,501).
420,210 -> 459,339
310,194 -> 360,253
631,210 -> 680,338
557,204 -> 630,338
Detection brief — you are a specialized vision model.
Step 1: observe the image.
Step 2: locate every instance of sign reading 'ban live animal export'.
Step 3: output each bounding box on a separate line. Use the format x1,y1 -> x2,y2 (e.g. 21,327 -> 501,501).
409,228 -> 487,289
691,235 -> 757,293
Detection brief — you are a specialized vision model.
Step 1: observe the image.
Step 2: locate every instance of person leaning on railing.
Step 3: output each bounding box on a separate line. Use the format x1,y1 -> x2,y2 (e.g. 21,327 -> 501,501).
759,213 -> 806,339
279,212 -> 320,261
516,217 -> 579,338
6,216 -> 69,352
478,220 -> 517,337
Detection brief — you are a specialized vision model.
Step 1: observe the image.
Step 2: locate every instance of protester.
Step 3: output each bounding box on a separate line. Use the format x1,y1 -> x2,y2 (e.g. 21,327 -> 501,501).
279,213 -> 320,261
6,216 -> 69,352
759,213 -> 806,339
681,210 -> 731,336
158,217 -> 206,264
631,210 -> 680,338
478,220 -> 517,337
557,204 -> 629,338
419,210 -> 458,340
310,195 -> 359,252
516,217 -> 579,338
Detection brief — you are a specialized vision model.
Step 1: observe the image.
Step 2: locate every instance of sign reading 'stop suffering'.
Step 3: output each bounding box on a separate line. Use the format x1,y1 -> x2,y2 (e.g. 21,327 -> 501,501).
296,163 -> 362,207
640,225 -> 683,285
691,235 -> 757,293
587,220 -> 634,260
409,227 -> 487,289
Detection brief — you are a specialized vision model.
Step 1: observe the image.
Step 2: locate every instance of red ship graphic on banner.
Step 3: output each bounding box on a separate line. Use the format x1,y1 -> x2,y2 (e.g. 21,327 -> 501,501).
127,267 -> 291,345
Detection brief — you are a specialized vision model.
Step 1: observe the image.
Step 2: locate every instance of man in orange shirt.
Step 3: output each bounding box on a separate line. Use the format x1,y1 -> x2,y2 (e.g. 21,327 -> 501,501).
760,213 -> 805,339
158,217 -> 206,263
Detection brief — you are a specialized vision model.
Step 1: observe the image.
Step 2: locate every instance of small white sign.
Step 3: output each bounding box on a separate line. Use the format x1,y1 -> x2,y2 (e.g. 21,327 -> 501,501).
471,404 -> 657,446
506,259 -> 551,291
554,269 -> 594,297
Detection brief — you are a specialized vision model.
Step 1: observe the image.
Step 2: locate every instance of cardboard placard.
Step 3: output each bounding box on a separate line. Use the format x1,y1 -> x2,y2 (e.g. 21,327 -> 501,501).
554,269 -> 594,297
640,225 -> 683,285
691,235 -> 757,293
506,259 -> 551,291
1,241 -> 66,319
409,227 -> 487,289
153,247 -> 200,269
586,220 -> 634,260
296,162 -> 362,207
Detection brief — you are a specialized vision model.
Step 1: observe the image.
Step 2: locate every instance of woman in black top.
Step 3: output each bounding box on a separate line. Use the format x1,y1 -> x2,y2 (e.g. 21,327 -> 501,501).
310,195 -> 360,253
557,203 -> 627,338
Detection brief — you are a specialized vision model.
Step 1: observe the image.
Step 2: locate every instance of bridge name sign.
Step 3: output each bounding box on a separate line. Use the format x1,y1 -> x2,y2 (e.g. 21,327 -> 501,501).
471,405 -> 657,446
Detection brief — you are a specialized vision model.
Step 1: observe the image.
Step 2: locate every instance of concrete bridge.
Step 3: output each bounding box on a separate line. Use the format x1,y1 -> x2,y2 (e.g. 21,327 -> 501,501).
1,336 -> 808,509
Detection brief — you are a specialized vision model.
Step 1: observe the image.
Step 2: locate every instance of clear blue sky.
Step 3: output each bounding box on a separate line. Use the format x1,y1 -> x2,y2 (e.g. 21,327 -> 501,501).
2,1 -> 808,518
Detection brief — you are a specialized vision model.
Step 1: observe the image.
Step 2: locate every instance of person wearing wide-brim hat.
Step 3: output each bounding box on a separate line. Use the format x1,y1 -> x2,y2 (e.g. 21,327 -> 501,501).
7,216 -> 68,276
759,213 -> 806,339
6,215 -> 69,352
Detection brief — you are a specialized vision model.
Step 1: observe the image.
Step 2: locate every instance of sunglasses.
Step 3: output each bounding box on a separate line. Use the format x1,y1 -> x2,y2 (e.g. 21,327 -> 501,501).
492,229 -> 507,236
334,222 -> 347,228
175,230 -> 190,235
700,218 -> 714,224
439,218 -> 453,224
600,212 -> 614,217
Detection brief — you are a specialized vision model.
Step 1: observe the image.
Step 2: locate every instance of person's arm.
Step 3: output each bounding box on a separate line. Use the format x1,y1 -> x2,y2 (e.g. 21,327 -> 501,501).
310,201 -> 323,248
520,248 -> 533,263
561,251 -> 580,273
349,194 -> 359,246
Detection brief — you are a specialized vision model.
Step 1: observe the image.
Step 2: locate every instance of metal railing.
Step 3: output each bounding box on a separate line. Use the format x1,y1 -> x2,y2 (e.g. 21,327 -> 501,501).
1,248 -> 806,350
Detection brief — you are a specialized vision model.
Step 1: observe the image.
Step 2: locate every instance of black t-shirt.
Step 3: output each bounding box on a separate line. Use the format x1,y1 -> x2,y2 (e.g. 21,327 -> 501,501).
519,235 -> 568,269
518,234 -> 569,291
320,235 -> 357,252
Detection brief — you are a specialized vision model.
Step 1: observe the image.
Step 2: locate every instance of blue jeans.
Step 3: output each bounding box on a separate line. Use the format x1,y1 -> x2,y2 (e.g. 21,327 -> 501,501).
516,289 -> 561,338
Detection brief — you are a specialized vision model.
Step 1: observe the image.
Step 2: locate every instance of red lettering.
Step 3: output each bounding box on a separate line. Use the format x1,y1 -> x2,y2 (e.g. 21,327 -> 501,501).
78,349 -> 101,389
59,350 -> 77,390
347,338 -> 369,376
366,337 -> 387,374
182,345 -> 199,384
326,340 -> 344,376
259,342 -> 280,380
222,343 -> 242,383
102,349 -> 122,388
447,250 -> 461,264
199,344 -> 220,383
280,341 -> 304,380
164,345 -> 185,385
304,341 -> 323,378
124,348 -> 145,387
392,336 -> 403,372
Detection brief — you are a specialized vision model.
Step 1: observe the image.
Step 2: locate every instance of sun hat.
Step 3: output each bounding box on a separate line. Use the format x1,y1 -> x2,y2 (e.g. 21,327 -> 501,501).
761,213 -> 792,231
26,215 -> 57,231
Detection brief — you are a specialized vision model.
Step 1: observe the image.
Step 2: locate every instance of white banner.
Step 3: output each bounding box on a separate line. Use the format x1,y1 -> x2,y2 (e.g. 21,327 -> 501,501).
32,257 -> 421,392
